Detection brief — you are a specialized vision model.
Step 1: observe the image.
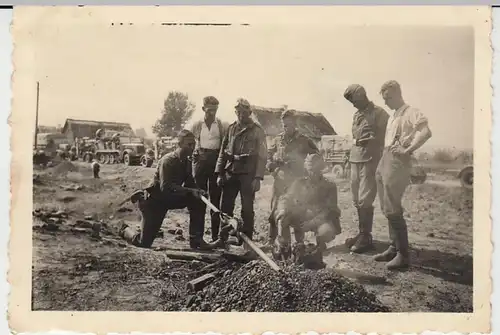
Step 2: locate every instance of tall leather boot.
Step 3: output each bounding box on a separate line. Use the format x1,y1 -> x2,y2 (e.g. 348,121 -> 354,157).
345,207 -> 362,249
373,219 -> 397,262
385,215 -> 410,270
351,206 -> 375,253
211,212 -> 220,242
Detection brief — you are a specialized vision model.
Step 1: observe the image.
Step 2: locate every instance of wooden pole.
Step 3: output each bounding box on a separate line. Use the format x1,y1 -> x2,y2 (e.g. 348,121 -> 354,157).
34,81 -> 40,149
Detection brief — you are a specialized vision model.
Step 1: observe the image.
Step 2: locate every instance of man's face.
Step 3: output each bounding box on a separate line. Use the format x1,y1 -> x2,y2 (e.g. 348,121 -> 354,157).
305,159 -> 324,176
282,118 -> 296,136
381,89 -> 398,110
179,136 -> 196,156
235,108 -> 252,124
350,91 -> 369,110
203,105 -> 218,119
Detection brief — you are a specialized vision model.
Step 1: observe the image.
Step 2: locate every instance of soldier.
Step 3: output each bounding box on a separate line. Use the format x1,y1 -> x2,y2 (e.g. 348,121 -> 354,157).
190,96 -> 226,242
91,160 -> 100,179
120,130 -> 215,250
274,153 -> 342,259
343,84 -> 389,254
215,98 -> 267,252
374,80 -> 432,270
264,109 -> 319,250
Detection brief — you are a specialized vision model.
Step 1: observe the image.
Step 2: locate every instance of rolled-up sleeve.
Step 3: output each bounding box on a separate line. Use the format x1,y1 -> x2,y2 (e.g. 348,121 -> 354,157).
409,108 -> 428,128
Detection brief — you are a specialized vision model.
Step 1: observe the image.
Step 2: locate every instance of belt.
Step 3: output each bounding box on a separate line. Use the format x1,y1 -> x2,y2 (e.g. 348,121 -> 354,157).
198,148 -> 220,153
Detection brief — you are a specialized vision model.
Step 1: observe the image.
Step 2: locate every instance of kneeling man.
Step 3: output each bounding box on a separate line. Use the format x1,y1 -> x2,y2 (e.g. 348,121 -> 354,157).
273,153 -> 342,261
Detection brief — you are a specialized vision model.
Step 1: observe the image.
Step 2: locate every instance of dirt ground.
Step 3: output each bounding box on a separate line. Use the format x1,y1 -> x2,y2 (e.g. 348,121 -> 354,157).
32,160 -> 473,312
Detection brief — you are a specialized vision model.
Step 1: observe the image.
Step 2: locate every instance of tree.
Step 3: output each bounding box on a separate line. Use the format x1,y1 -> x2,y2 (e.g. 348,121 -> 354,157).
152,91 -> 196,137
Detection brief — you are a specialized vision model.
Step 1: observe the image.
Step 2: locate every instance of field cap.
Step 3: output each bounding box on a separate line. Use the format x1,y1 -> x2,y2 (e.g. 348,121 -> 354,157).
281,109 -> 296,120
235,98 -> 251,111
343,84 -> 366,102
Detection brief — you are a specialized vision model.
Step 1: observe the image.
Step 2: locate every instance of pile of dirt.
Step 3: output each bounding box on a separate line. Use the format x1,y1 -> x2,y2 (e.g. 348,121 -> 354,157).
185,261 -> 390,312
49,161 -> 79,176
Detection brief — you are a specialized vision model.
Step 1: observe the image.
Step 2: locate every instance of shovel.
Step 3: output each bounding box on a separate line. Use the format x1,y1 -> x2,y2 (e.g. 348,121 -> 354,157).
199,195 -> 282,272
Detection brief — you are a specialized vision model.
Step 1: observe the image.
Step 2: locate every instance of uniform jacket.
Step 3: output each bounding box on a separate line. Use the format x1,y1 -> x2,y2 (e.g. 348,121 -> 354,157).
215,119 -> 268,179
190,118 -> 227,153
350,102 -> 389,164
147,150 -> 196,198
276,175 -> 341,230
267,130 -> 319,178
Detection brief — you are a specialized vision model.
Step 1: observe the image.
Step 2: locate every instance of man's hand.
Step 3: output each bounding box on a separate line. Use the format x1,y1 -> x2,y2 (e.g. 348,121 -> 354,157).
190,188 -> 208,199
252,178 -> 261,192
389,144 -> 408,156
217,175 -> 225,187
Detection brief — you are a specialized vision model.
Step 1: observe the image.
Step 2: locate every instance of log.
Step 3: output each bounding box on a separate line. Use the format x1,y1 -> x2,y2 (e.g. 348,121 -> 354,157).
153,246 -> 251,263
187,272 -> 217,292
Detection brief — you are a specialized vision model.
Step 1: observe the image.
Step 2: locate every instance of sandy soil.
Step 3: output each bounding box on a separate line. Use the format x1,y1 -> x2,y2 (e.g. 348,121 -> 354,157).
32,160 -> 473,312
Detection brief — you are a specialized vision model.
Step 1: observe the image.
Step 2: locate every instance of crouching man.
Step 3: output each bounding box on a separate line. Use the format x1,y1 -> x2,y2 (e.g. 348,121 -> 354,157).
273,153 -> 342,261
120,130 -> 217,250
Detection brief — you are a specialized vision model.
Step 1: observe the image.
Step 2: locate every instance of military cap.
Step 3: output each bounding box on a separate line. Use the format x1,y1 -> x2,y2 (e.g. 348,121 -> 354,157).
203,96 -> 219,107
281,109 -> 296,120
235,98 -> 251,110
343,84 -> 366,102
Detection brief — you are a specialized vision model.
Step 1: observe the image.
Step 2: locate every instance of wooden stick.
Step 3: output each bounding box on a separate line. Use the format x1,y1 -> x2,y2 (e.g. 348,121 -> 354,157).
239,233 -> 281,272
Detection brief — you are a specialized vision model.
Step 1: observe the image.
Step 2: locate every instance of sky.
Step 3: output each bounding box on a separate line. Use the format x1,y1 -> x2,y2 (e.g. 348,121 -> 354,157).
30,23 -> 474,150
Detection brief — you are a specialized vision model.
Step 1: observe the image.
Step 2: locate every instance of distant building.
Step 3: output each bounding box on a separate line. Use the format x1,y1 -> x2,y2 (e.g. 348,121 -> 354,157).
250,105 -> 337,147
62,118 -> 135,142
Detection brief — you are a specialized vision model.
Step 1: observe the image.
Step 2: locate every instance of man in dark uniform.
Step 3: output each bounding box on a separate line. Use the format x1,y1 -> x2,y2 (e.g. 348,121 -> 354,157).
264,109 -> 319,250
190,96 -> 227,242
120,130 -> 215,250
215,98 -> 267,249
274,153 -> 342,260
343,84 -> 389,253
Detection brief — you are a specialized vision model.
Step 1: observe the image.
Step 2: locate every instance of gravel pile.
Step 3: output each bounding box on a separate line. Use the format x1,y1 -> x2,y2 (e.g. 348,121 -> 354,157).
185,261 -> 390,312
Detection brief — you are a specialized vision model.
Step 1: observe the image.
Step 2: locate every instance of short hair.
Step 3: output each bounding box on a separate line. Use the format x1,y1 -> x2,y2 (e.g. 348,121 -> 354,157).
281,109 -> 296,121
203,96 -> 219,107
177,129 -> 195,143
380,80 -> 402,96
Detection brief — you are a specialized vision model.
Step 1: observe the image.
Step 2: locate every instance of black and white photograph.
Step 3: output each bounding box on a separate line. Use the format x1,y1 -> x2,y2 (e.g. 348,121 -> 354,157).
8,5 -> 492,334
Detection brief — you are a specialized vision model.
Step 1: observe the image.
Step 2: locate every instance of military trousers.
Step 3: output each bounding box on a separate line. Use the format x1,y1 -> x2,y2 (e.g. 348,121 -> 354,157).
375,148 -> 412,218
122,192 -> 205,248
193,149 -> 222,240
220,173 -> 256,240
350,158 -> 379,209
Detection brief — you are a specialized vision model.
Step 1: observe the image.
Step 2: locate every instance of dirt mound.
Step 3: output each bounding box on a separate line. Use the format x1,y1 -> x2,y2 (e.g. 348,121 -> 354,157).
186,261 -> 390,312
49,161 -> 79,176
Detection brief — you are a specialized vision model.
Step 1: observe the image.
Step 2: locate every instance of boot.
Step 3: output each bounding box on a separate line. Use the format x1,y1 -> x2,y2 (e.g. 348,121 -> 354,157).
345,207 -> 362,249
385,216 -> 410,270
373,245 -> 397,262
351,207 -> 375,253
190,237 -> 218,250
211,216 -> 220,243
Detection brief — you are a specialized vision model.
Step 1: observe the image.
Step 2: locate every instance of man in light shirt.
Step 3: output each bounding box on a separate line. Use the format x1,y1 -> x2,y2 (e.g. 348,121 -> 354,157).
190,96 -> 226,242
374,80 -> 432,270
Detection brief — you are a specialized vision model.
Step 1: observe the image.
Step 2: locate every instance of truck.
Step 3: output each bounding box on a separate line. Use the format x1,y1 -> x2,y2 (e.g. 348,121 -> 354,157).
74,131 -> 147,166
153,136 -> 178,161
317,135 -> 352,179
33,133 -> 71,166
457,165 -> 473,189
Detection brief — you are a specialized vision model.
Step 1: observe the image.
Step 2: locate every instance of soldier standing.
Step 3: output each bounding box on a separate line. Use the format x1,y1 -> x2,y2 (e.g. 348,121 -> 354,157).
120,130 -> 215,250
373,80 -> 432,270
190,96 -> 226,242
264,109 -> 319,250
215,98 -> 267,251
343,84 -> 389,254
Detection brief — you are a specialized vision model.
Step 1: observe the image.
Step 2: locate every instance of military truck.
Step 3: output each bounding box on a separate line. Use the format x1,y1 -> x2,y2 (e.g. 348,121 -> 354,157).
317,135 -> 352,179
153,136 -> 178,161
33,133 -> 71,165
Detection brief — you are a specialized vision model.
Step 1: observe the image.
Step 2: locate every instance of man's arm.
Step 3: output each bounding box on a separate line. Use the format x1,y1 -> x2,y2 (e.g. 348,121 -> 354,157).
215,126 -> 230,174
158,157 -> 192,196
404,108 -> 432,155
255,126 -> 268,180
354,113 -> 375,145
